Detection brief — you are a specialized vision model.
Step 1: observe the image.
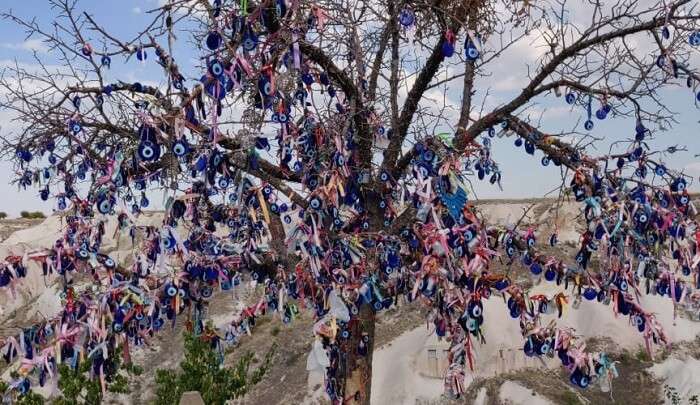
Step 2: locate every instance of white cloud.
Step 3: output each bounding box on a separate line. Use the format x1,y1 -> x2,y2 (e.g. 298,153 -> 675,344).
132,7 -> 142,14
683,162 -> 700,175
491,74 -> 524,92
1,39 -> 48,54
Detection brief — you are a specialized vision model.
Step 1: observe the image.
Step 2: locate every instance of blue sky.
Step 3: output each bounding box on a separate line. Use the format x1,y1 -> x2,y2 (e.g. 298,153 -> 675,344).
0,1 -> 698,217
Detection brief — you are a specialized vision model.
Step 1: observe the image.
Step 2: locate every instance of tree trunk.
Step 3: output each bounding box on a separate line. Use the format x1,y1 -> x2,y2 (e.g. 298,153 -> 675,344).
341,302 -> 375,405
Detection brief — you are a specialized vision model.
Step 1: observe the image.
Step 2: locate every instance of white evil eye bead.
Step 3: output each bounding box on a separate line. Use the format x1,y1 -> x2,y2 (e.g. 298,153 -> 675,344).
162,236 -> 174,249
310,197 -> 322,210
655,165 -> 666,176
139,141 -> 155,160
541,157 -> 550,166
470,303 -> 482,317
584,120 -> 594,131
172,141 -> 187,157
619,280 -> 628,291
209,60 -> 224,76
103,257 -> 115,268
166,285 -> 177,297
464,229 -> 474,241
98,199 -> 112,214
466,44 -> 479,60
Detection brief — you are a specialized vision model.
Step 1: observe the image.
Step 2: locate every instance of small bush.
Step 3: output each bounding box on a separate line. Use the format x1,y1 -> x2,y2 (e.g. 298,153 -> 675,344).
635,347 -> 650,362
20,211 -> 46,219
0,212 -> 7,219
561,390 -> 582,405
155,332 -> 274,405
271,326 -> 281,336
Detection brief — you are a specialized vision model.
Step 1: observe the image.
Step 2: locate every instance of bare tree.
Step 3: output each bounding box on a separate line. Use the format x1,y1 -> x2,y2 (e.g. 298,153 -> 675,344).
1,0 -> 699,403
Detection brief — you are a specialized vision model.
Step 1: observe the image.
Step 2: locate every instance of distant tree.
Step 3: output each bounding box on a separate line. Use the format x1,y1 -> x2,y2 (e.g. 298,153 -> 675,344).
0,212 -> 7,219
0,0 -> 699,404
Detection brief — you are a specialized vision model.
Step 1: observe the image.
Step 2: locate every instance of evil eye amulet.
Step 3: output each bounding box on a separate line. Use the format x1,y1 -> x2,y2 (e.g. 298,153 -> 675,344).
206,31 -> 222,50
399,9 -> 414,27
97,198 -> 113,214
136,47 -> 147,61
243,32 -> 258,52
441,41 -> 455,58
208,59 -> 224,77
690,31 -> 700,46
258,77 -> 273,97
465,42 -> 479,61
138,140 -> 160,161
172,140 -> 189,157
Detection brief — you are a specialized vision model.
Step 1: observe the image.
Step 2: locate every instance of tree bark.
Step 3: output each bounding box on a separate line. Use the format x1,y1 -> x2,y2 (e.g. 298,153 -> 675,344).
341,302 -> 376,405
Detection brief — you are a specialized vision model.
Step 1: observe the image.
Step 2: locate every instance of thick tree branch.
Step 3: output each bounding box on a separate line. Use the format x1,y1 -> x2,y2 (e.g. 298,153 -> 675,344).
454,0 -> 693,150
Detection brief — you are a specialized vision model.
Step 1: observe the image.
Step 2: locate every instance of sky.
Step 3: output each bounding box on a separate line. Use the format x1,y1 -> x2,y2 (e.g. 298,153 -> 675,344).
0,0 -> 698,217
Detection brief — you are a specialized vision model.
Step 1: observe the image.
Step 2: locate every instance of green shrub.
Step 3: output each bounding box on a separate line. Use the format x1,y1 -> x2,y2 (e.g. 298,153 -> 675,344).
53,345 -> 138,404
0,381 -> 44,404
20,211 -> 45,219
154,332 -> 274,405
0,212 -> 7,219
